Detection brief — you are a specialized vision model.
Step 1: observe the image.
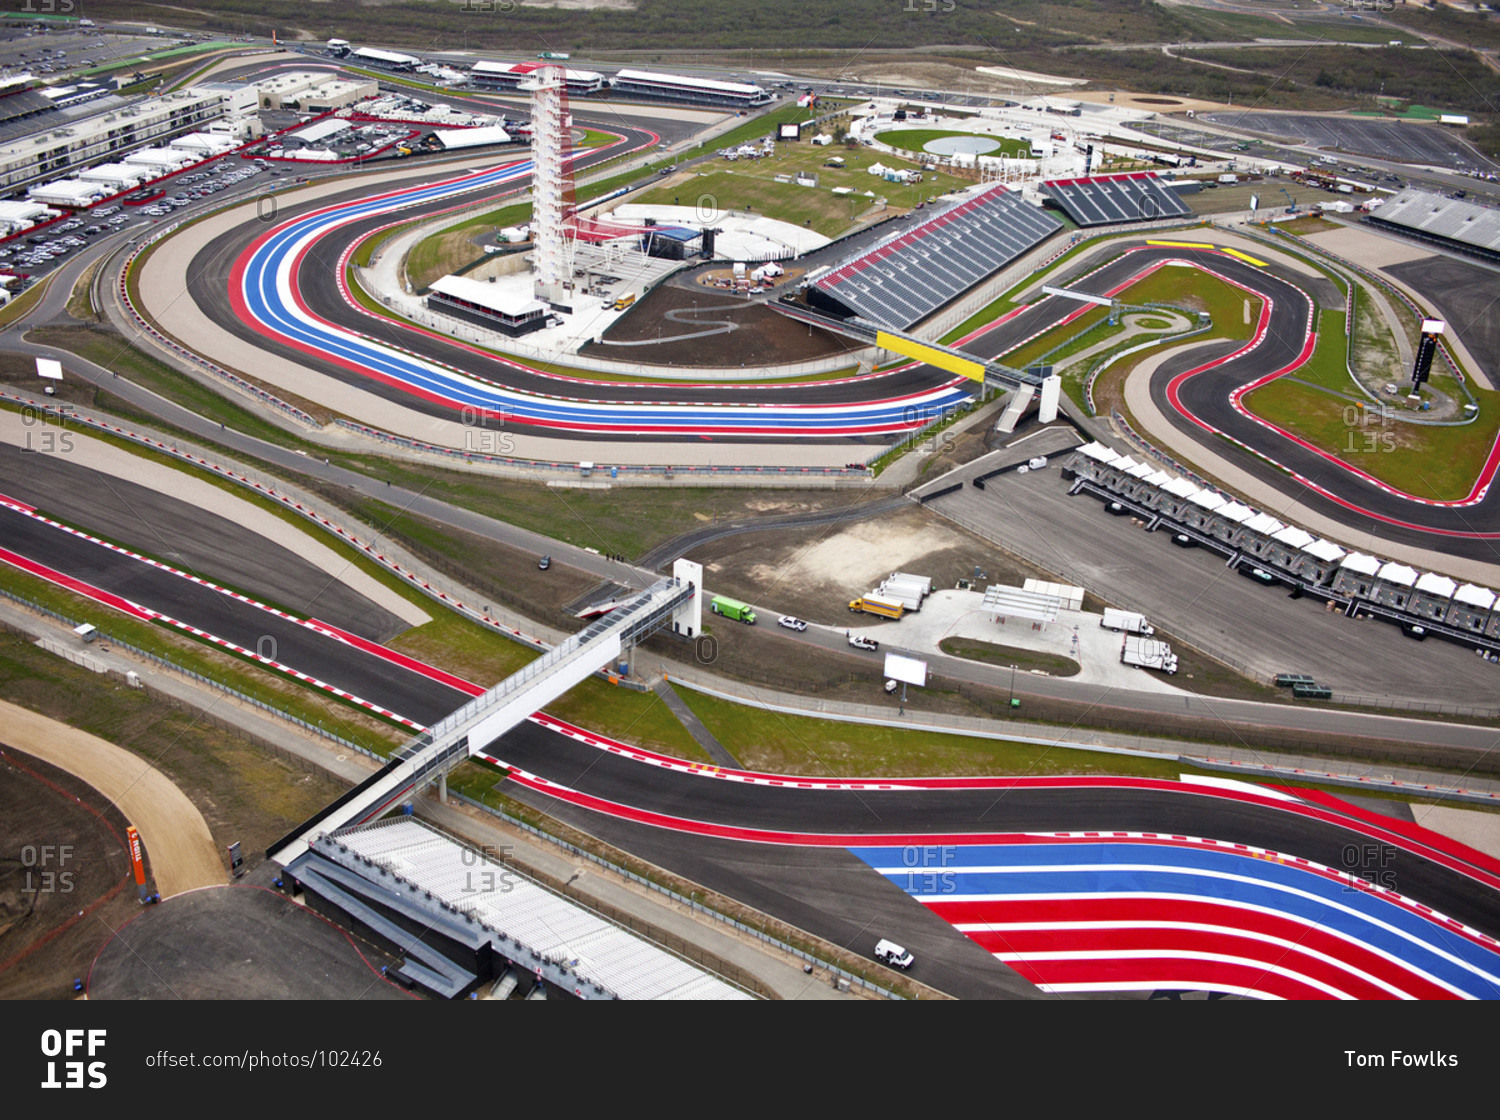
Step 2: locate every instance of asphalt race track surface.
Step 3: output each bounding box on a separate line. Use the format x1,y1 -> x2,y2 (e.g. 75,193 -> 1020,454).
0,443 -> 408,641
1386,255 -> 1500,385
488,722 -> 1500,999
988,243 -> 1500,553
0,505 -> 470,724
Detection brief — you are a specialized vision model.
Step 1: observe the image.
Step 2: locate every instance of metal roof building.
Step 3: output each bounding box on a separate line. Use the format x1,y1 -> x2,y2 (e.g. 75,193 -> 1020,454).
288,818 -> 754,1000
1366,187 -> 1500,263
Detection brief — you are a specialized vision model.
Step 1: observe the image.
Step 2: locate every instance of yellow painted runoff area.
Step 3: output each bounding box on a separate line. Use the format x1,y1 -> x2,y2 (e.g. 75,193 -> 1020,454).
876,331 -> 985,382
1145,240 -> 1266,267
1219,247 -> 1268,266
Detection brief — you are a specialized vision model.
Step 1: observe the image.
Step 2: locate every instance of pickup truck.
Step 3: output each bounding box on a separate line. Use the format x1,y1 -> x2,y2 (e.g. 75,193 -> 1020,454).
848,634 -> 879,651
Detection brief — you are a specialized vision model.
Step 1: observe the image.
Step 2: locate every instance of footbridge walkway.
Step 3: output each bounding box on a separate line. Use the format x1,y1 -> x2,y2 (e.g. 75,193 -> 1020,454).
268,574 -> 698,866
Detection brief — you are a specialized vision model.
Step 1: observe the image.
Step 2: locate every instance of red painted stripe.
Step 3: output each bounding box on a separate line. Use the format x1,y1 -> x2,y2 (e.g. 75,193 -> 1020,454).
1006,954 -> 1348,999
305,619 -> 484,696
932,896 -> 1454,999
0,545 -> 154,621
0,490 -> 36,513
966,926 -> 1409,1000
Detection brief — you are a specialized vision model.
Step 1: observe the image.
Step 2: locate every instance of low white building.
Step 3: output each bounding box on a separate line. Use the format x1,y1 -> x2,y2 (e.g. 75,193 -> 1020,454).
27,178 -> 111,207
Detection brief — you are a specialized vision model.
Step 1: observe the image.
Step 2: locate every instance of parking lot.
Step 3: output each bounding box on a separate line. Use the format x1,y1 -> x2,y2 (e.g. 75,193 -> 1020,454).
0,160 -> 273,283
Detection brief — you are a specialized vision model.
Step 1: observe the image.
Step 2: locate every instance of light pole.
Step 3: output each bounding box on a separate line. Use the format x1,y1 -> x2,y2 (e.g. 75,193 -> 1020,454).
1008,664 -> 1017,710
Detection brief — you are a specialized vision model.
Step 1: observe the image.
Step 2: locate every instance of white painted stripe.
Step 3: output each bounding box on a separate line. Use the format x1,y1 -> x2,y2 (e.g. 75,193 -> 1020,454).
992,948 -> 1357,999
957,918 -> 1417,999
932,889 -> 1478,998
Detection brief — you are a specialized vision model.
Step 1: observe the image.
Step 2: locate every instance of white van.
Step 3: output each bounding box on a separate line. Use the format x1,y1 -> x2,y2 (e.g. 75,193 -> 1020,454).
875,939 -> 913,969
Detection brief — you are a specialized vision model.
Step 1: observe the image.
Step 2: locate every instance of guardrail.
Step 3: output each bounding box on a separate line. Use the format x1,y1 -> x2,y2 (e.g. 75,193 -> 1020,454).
0,584 -> 388,760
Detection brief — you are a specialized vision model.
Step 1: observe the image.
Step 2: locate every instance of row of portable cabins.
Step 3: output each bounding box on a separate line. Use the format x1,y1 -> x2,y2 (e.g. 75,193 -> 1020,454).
1066,442 -> 1500,640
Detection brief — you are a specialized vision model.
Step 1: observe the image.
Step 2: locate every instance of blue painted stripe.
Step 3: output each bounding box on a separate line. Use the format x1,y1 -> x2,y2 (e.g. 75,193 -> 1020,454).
236,160 -> 973,435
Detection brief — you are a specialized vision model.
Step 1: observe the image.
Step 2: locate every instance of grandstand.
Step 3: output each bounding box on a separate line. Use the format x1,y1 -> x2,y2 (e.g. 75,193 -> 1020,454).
1040,172 -> 1192,227
352,47 -> 418,72
1365,187 -> 1500,265
470,61 -> 607,96
609,69 -> 772,109
0,75 -> 58,142
807,184 -> 1062,329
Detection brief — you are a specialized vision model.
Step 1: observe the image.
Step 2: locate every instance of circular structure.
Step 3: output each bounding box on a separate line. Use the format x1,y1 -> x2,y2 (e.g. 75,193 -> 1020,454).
923,135 -> 1002,157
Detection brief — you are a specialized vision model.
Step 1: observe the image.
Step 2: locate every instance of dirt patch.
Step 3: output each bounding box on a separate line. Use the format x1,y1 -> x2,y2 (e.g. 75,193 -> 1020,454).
583,277 -> 862,367
690,505 -> 1061,627
0,749 -> 137,999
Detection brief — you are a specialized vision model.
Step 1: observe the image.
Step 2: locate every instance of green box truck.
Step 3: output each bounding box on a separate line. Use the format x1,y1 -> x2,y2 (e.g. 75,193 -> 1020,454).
710,595 -> 757,624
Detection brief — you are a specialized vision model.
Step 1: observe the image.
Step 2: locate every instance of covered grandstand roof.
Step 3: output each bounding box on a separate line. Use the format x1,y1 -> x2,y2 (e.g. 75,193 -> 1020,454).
612,68 -> 767,98
809,184 -> 1062,329
1366,187 -> 1500,258
331,818 -> 752,1000
1041,172 -> 1192,227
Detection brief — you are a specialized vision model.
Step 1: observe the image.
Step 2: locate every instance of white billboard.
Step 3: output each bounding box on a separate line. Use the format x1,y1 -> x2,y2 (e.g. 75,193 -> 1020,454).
884,652 -> 928,687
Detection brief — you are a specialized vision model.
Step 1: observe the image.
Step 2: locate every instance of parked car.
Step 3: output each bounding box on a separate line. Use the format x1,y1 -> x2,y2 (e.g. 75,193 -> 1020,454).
537,555 -> 550,570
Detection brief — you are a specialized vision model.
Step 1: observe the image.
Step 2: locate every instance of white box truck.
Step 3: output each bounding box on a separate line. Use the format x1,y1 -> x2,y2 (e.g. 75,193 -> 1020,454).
1101,608 -> 1154,636
1121,636 -> 1178,674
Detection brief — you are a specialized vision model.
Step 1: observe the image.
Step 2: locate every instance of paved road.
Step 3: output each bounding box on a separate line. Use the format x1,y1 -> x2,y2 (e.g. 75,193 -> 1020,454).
926,462 -> 1500,706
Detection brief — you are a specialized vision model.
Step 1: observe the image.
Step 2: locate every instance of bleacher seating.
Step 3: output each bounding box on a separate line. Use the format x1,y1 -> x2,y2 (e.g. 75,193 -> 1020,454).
1041,172 -> 1191,227
810,184 -> 1062,329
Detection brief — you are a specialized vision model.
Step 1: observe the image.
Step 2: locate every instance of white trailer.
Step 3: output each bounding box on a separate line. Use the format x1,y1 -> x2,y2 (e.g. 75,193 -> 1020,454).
1122,636 -> 1177,674
1101,608 -> 1154,636
875,583 -> 923,612
876,581 -> 924,608
889,572 -> 933,596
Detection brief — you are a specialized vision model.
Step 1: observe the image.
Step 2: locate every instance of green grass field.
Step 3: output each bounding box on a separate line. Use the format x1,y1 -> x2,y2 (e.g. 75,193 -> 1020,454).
635,141 -> 970,237
1241,377 -> 1500,502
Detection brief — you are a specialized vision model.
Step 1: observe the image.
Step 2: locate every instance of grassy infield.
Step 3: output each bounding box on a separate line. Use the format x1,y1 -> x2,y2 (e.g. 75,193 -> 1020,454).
7,128 -> 1491,858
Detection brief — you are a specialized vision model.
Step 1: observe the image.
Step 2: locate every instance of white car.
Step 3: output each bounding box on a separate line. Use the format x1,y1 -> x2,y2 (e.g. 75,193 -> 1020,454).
778,616 -> 807,631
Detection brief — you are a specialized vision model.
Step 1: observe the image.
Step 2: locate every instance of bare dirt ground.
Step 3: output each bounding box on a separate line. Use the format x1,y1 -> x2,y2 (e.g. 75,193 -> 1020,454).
690,504 -> 1066,627
583,277 -> 862,367
0,700 -> 223,900
0,750 -> 137,999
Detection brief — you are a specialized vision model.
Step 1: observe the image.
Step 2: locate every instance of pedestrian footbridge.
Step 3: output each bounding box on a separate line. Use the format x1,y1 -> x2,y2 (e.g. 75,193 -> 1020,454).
268,568 -> 700,866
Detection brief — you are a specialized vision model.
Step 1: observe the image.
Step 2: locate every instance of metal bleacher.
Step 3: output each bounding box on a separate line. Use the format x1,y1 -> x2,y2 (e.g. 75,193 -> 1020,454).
1041,173 -> 1192,227
810,184 -> 1063,329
